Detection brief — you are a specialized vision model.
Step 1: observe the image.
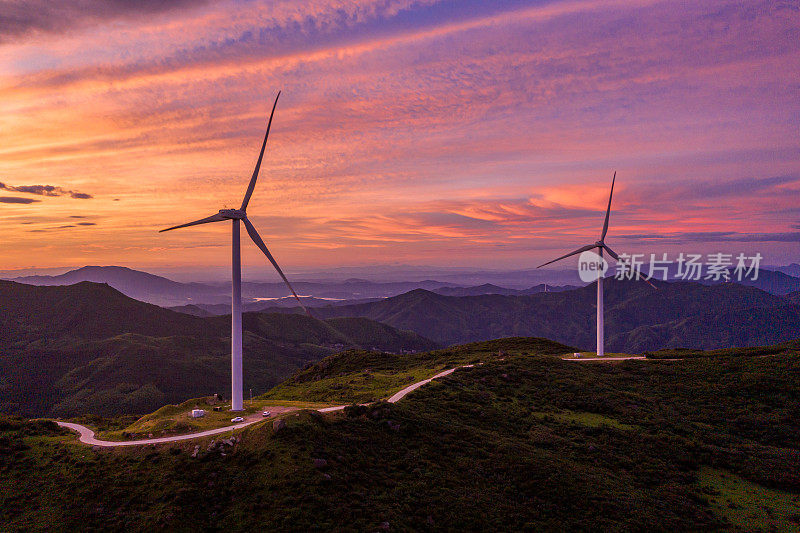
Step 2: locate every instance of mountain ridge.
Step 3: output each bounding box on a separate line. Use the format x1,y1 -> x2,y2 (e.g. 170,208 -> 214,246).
265,278 -> 800,352
0,281 -> 436,417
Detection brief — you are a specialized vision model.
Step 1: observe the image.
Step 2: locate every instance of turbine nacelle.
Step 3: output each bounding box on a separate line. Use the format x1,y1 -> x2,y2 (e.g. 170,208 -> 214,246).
219,209 -> 245,220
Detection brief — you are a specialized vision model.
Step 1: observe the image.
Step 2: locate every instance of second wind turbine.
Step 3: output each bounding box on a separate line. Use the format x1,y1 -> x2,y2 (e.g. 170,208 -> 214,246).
538,172 -> 622,357
160,92 -> 309,411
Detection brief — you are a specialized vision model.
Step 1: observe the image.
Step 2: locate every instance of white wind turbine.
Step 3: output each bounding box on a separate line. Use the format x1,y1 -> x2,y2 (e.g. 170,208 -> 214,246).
537,172 -> 653,357
160,92 -> 309,411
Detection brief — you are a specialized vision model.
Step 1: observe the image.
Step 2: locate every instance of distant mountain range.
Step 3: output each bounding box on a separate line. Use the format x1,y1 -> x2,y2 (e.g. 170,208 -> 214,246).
678,266 -> 800,295
6,265 -> 800,353
771,263 -> 800,277
265,278 -> 800,352
0,280 -> 435,417
8,266 -> 224,307
5,265 -> 578,308
3,270 -> 800,416
10,264 -> 798,313
431,283 -> 576,297
171,283 -> 578,315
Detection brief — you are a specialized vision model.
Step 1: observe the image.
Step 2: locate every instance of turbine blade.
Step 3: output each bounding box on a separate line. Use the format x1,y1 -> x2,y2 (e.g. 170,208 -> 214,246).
242,217 -> 312,317
159,213 -> 226,233
537,244 -> 598,268
600,171 -> 616,240
641,274 -> 658,289
240,91 -> 281,211
602,244 -> 620,261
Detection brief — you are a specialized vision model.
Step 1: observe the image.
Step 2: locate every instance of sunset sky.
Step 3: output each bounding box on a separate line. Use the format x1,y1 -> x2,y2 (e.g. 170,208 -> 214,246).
1,0 -> 798,275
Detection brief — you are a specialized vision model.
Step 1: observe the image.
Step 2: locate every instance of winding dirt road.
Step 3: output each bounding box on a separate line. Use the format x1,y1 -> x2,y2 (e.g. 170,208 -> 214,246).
55,420 -> 263,447
56,357 -> 658,447
56,365 -> 472,447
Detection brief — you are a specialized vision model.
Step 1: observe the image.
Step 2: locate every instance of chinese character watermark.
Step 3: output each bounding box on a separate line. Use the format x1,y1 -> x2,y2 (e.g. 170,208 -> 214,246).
612,252 -> 762,282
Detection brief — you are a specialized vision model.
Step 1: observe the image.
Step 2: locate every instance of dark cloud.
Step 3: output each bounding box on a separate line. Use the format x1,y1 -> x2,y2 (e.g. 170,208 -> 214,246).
0,196 -> 40,204
27,222 -> 96,232
690,175 -> 800,199
0,0 -> 213,44
617,231 -> 800,244
0,181 -> 93,199
51,222 -> 96,229
11,184 -> 58,195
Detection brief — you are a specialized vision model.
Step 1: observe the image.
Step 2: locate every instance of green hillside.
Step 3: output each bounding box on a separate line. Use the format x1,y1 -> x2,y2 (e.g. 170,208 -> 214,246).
0,280 -> 206,345
2,337 -> 798,531
0,281 -> 436,417
260,337 -> 575,404
787,290 -> 800,305
287,279 -> 800,351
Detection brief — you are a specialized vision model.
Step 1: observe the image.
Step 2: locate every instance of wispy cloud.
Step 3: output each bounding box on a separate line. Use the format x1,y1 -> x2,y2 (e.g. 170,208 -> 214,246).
0,182 -> 93,199
0,0 -> 215,44
618,231 -> 800,244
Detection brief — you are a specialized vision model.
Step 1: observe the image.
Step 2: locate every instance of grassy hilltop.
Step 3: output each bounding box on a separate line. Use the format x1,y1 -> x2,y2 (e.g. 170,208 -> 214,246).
2,337 -> 799,531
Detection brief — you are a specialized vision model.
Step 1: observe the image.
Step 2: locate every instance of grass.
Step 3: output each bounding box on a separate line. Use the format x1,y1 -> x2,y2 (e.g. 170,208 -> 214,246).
532,410 -> 638,430
259,365 -> 444,404
89,337 -> 571,440
700,467 -> 800,532
561,351 -> 641,359
94,396 -> 338,440
3,337 -> 799,530
645,339 -> 800,359
258,399 -> 338,409
258,337 -> 576,404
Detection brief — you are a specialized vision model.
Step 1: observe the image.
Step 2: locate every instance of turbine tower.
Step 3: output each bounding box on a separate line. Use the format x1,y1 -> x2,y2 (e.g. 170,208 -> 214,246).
160,92 -> 309,411
538,172 -> 650,356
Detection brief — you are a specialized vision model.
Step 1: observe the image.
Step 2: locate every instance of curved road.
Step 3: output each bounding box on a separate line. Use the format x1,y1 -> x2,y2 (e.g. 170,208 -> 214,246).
56,420 -> 264,447
56,358 -> 654,446
56,365 -> 472,447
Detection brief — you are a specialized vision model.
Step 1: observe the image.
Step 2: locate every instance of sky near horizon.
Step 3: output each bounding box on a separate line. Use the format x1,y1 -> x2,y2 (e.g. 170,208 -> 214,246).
1,0 -> 798,274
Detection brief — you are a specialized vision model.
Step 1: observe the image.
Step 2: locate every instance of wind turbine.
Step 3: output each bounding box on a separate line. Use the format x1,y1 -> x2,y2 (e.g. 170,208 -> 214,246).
160,91 -> 309,411
537,172 -> 652,357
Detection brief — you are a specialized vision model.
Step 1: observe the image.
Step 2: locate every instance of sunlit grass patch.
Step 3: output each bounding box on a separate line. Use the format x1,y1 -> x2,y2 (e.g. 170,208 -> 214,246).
700,467 -> 800,532
259,366 -> 444,404
93,396 -> 337,440
532,411 -> 637,431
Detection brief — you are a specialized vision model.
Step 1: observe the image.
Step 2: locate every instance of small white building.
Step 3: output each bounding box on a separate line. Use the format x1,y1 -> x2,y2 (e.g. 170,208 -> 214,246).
190,409 -> 206,418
